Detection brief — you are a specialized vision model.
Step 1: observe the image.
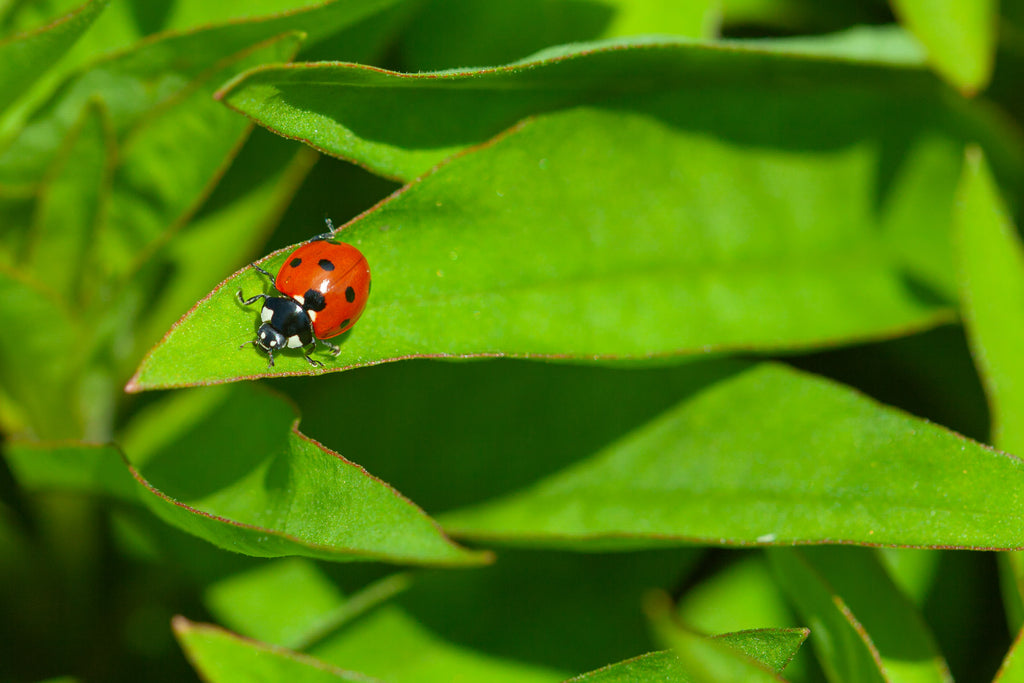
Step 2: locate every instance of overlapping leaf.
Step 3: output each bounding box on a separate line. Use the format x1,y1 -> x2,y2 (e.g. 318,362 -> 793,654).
769,547 -> 952,683
0,0 -> 110,114
441,362 -> 1024,550
890,0 -> 997,93
133,63 -> 996,388
217,31 -> 1016,181
174,617 -> 383,683
0,0 -> 408,188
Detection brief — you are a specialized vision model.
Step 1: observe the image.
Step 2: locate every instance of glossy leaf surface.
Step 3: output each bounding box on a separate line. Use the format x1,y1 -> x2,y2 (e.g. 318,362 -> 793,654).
117,385 -> 486,566
132,76 -> 987,389
441,362 -> 1024,550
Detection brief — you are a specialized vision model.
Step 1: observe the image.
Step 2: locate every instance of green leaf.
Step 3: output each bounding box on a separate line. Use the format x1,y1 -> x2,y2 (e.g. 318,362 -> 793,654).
441,362 -> 1024,550
0,0 -> 406,188
564,651 -> 688,683
890,0 -> 997,94
130,85 -> 983,389
173,617 -> 384,683
3,441 -> 137,500
646,594 -> 792,682
216,31 -> 1012,182
0,0 -> 110,114
994,627 -> 1024,683
768,547 -> 952,683
954,147 -> 1024,454
136,133 -> 318,350
679,556 -> 800,634
396,0 -> 718,72
0,267 -> 83,437
310,549 -> 699,682
101,30 -> 303,277
25,98 -> 113,304
205,559 -> 408,650
118,384 -> 486,566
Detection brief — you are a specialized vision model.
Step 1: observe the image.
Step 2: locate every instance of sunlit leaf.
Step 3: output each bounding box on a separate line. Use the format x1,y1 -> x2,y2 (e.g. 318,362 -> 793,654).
890,0 -> 997,93
768,547 -> 951,683
441,362 -> 1024,551
173,617 -> 384,683
118,384 -> 487,566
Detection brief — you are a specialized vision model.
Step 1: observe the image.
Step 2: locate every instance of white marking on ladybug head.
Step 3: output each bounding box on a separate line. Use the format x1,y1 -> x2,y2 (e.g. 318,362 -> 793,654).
268,338 -> 278,347
293,293 -> 305,306
308,310 -> 318,323
259,330 -> 267,340
286,335 -> 304,348
261,307 -> 273,323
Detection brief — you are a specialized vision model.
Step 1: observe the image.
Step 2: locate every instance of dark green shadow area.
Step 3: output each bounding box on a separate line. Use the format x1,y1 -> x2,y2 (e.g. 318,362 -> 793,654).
282,358 -> 743,514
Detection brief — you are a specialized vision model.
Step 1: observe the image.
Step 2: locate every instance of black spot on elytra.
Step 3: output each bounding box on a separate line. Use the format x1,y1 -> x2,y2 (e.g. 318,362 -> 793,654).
339,318 -> 351,330
304,288 -> 326,312
345,286 -> 356,303
318,259 -> 335,271
289,257 -> 302,268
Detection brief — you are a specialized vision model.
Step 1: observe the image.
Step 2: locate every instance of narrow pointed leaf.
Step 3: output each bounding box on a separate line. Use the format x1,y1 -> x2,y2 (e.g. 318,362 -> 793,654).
994,626 -> 1024,682
0,0 -> 110,114
131,85 -> 980,389
205,559 -> 409,650
26,99 -> 114,303
173,617 -> 384,683
768,549 -> 889,683
0,0 -> 406,187
441,362 -> 1024,550
954,147 -> 1024,454
890,0 -> 996,94
647,595 -> 790,682
216,32 -> 1016,182
773,547 -> 951,683
118,384 -> 487,566
564,651 -> 688,682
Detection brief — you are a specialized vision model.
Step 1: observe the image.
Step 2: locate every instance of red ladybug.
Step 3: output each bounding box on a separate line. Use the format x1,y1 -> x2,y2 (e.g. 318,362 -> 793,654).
237,220 -> 370,367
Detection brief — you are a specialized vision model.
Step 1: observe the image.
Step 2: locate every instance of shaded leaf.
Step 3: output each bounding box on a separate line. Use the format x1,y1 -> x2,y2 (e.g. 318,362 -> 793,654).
397,0 -> 717,72
0,0 -> 406,187
26,98 -> 113,303
0,0 -> 110,114
890,0 -> 997,94
994,626 -> 1024,682
310,549 -> 699,681
647,593 -> 790,682
101,30 -> 303,276
173,617 -> 384,683
216,31 -> 1014,182
131,85 -> 983,388
118,384 -> 486,566
769,547 -> 952,683
3,441 -> 137,501
205,559 -> 408,650
954,147 -> 1024,455
441,362 -> 1024,551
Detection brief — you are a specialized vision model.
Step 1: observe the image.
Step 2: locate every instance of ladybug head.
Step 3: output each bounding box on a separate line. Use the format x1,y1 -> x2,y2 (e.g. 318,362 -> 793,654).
256,323 -> 287,353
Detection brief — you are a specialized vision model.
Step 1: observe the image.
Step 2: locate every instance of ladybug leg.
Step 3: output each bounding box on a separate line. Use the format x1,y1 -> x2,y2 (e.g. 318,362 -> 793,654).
302,343 -> 325,368
320,339 -> 341,357
307,217 -> 338,242
251,262 -> 275,281
236,290 -> 267,306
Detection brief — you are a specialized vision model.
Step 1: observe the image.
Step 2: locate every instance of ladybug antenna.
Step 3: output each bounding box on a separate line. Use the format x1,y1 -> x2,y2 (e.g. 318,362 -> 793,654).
324,216 -> 335,233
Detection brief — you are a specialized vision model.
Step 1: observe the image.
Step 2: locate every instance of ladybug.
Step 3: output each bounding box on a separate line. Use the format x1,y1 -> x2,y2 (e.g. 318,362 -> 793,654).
237,219 -> 370,367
